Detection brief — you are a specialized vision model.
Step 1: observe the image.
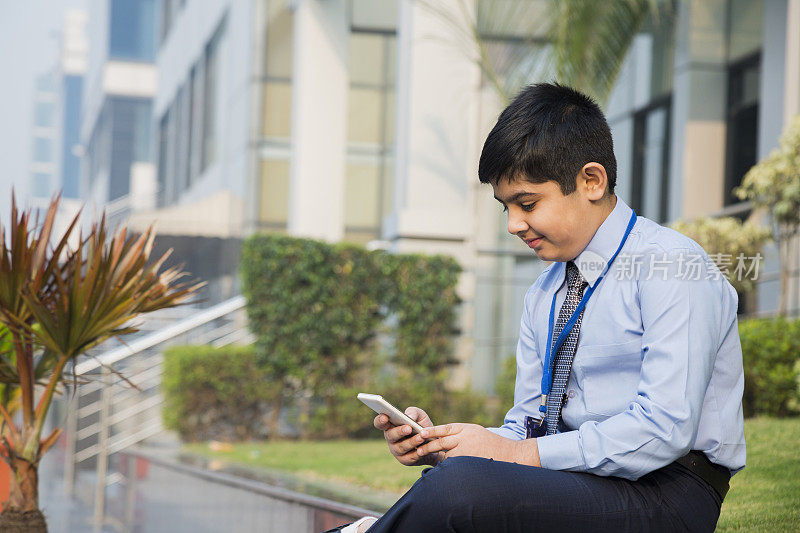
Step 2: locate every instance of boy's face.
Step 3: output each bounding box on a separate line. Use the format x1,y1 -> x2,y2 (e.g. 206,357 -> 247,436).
491,163 -> 616,263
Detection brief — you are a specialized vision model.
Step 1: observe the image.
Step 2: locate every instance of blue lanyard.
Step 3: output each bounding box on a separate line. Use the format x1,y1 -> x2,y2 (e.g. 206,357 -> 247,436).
538,210 -> 638,417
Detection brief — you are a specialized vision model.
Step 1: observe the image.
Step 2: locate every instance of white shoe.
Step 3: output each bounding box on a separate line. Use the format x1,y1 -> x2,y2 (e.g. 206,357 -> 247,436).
340,516 -> 378,533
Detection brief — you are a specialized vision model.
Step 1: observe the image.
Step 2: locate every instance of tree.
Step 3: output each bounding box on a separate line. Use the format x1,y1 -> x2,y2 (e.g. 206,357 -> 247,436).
670,217 -> 770,297
735,115 -> 800,316
421,0 -> 670,106
0,194 -> 202,531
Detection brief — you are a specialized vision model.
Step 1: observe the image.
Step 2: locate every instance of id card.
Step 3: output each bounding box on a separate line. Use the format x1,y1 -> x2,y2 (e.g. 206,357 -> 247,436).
525,415 -> 547,438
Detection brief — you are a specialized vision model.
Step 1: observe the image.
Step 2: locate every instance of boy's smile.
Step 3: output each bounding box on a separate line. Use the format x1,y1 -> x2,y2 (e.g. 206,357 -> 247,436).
491,165 -> 617,263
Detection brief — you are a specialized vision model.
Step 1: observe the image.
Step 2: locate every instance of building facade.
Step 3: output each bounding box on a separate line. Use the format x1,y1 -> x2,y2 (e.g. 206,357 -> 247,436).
80,0 -> 800,393
30,70 -> 59,201
81,0 -> 157,216
60,9 -> 90,200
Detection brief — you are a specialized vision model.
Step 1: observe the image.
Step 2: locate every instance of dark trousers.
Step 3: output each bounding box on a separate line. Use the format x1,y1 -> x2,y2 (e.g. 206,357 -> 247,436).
367,456 -> 722,532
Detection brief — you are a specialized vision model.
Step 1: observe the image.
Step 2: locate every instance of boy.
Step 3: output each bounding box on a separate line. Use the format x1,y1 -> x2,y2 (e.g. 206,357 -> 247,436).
333,83 -> 745,533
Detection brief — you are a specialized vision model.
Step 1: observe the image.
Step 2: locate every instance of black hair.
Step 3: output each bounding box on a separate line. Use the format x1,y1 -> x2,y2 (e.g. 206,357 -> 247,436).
478,82 -> 616,197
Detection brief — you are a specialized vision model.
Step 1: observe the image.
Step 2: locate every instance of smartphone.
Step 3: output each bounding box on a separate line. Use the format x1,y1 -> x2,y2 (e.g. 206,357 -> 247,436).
357,393 -> 426,435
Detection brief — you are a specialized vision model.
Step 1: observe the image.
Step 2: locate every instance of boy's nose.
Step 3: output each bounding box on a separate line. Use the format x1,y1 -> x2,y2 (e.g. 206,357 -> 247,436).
507,211 -> 528,235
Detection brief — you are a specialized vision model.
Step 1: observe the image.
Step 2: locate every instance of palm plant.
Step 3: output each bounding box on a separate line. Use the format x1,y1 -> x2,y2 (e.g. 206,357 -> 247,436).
421,0 -> 668,106
0,194 -> 202,531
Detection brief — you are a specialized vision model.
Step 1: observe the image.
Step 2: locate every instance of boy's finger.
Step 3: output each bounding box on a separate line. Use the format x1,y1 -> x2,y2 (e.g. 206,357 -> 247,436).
394,433 -> 425,455
417,435 -> 456,456
374,414 -> 393,431
385,424 -> 414,443
405,407 -> 433,428
398,449 -> 424,465
419,423 -> 457,439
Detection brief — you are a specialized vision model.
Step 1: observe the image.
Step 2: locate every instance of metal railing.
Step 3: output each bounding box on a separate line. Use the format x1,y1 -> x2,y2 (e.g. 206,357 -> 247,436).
105,448 -> 380,533
61,296 -> 253,531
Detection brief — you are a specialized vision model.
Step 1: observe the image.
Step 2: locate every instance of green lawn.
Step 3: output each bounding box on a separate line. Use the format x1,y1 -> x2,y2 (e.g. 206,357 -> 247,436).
716,418 -> 800,531
185,417 -> 800,530
182,439 -> 427,510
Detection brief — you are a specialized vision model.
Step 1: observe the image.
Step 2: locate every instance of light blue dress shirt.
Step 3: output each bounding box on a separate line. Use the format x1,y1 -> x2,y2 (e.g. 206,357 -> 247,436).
488,195 -> 746,480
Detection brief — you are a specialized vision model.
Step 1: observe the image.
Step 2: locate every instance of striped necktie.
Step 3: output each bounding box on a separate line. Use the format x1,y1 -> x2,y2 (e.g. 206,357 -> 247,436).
545,261 -> 588,436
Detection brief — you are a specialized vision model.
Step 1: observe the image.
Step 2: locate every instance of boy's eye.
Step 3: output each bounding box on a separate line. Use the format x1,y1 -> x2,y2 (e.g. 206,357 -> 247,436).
500,202 -> 536,213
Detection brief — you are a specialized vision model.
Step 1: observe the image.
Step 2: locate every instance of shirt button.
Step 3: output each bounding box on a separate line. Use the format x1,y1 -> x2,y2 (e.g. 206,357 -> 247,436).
567,390 -> 576,399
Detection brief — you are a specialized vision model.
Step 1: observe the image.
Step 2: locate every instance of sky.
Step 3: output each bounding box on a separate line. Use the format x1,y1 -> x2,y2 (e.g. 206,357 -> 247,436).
0,0 -> 87,219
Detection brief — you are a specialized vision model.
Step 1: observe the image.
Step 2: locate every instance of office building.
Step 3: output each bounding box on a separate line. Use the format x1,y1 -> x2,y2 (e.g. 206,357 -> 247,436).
90,0 -> 799,391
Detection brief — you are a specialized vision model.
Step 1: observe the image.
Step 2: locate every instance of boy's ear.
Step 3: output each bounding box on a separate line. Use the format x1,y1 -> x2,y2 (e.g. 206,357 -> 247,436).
579,163 -> 609,202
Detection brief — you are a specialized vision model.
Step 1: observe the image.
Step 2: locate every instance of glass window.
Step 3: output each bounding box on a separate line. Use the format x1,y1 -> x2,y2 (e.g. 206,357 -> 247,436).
383,89 -> 395,147
33,137 -> 54,163
642,107 -> 668,218
109,0 -> 156,61
184,72 -> 195,187
345,162 -> 381,230
259,159 -> 289,225
61,76 -> 84,199
262,81 -> 292,138
32,172 -> 51,198
350,0 -> 397,31
641,3 -> 677,99
346,26 -> 396,242
35,74 -> 56,93
350,33 -> 386,86
34,101 -> 56,128
348,87 -> 383,144
729,0 -> 763,61
265,1 -> 293,79
88,103 -> 112,190
631,98 -> 671,222
385,36 -> 397,85
109,98 -> 153,201
381,157 -> 394,218
157,110 -> 170,206
173,85 -> 186,194
132,98 -> 153,163
202,17 -> 226,172
189,63 -> 204,182
724,54 -> 760,209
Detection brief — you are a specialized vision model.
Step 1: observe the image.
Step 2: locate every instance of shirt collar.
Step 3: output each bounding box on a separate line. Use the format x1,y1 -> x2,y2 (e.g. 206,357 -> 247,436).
561,195 -> 634,288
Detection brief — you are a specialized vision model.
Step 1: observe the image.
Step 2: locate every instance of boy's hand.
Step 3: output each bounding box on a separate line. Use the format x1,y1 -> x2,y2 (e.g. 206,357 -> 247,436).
374,407 -> 444,467
416,423 -> 537,466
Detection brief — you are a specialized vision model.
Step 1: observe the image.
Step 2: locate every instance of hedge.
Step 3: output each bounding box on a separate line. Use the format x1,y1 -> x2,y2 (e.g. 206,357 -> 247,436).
239,233 -> 465,438
738,316 -> 800,417
162,345 -> 276,441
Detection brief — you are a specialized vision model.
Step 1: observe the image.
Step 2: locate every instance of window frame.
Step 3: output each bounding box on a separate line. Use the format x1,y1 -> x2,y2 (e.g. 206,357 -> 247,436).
630,94 -> 672,223
723,50 -> 761,215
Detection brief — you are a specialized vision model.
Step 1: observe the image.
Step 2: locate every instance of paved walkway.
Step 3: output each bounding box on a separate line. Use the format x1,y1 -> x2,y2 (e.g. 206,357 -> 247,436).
38,442 -> 379,532
40,446 -> 116,533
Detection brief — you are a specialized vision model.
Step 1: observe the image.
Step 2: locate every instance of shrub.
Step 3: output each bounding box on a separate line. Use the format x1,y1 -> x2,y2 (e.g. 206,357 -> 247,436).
378,371 -> 492,428
384,254 -> 462,377
162,345 -> 276,441
240,234 -> 462,438
240,235 -> 386,436
738,317 -> 800,417
309,385 -> 379,439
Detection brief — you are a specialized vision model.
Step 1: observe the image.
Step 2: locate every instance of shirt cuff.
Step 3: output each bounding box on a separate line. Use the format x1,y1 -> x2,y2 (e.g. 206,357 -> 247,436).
486,426 -> 524,441
536,430 -> 585,471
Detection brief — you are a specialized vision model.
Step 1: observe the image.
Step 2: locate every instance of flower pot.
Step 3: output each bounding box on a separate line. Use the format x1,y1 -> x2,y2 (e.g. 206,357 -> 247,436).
0,460 -> 8,509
